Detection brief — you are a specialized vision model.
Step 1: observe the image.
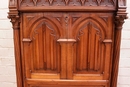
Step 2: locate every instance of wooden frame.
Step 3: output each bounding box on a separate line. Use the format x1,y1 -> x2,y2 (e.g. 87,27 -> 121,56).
8,0 -> 127,87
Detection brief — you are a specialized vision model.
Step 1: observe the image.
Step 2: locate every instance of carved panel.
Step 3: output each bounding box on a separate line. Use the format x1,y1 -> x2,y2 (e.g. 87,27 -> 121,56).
30,22 -> 60,72
19,0 -> 116,6
73,21 -> 104,73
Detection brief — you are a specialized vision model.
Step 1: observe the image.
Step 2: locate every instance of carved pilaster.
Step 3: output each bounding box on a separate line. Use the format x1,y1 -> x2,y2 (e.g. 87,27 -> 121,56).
8,1 -> 23,87
111,0 -> 127,87
8,15 -> 23,87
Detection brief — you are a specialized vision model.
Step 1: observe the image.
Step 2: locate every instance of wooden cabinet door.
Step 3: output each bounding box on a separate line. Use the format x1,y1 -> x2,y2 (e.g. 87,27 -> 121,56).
21,12 -> 114,87
66,12 -> 114,81
22,12 -> 67,80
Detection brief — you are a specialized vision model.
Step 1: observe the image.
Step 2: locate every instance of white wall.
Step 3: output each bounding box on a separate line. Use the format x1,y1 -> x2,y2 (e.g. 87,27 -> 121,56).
117,1 -> 130,87
0,0 -> 130,87
0,0 -> 17,87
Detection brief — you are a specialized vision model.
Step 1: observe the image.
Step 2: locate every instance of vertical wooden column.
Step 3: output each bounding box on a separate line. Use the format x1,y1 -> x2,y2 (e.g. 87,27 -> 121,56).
57,40 -> 67,79
8,15 -> 23,87
111,15 -> 127,87
8,0 -> 23,87
103,39 -> 112,80
57,39 -> 76,79
111,1 -> 127,86
66,39 -> 76,79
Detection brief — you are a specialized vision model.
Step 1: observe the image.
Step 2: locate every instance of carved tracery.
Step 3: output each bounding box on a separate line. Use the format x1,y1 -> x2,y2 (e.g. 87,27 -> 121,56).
32,22 -> 57,40
19,0 -> 116,6
75,21 -> 102,72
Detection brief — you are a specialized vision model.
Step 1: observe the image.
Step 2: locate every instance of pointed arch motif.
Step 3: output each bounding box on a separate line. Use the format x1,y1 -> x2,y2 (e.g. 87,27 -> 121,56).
27,17 -> 61,72
72,18 -> 106,73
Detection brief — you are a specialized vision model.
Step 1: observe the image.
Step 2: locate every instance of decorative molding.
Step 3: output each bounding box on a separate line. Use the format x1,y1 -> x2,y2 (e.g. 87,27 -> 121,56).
19,0 -> 116,6
79,0 -> 88,5
64,0 -> 70,5
93,0 -> 115,6
93,0 -> 103,6
103,39 -> 112,43
22,38 -> 32,42
57,39 -> 76,43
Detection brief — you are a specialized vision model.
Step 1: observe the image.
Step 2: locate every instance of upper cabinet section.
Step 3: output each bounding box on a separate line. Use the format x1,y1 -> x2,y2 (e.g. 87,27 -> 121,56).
18,0 -> 117,11
8,0 -> 128,12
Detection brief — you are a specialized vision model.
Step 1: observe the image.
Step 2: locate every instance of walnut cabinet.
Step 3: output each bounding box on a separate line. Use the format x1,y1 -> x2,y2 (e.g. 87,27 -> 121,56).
8,0 -> 127,87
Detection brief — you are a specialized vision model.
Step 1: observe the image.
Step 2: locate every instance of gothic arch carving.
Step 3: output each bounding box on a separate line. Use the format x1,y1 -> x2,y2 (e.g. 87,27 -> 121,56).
29,17 -> 61,40
72,18 -> 106,39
